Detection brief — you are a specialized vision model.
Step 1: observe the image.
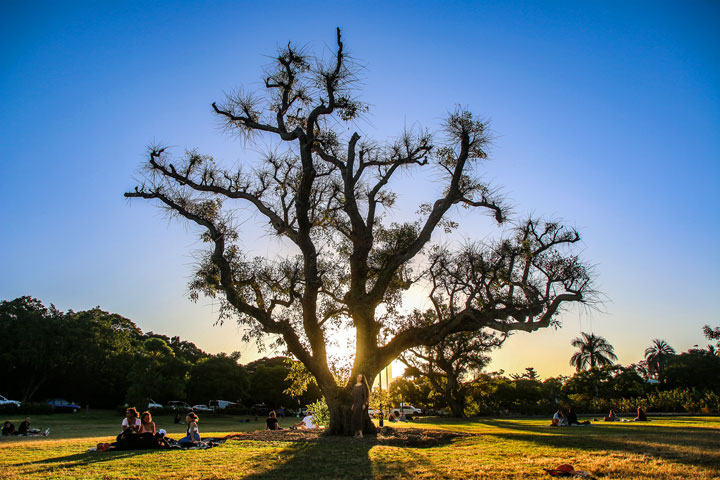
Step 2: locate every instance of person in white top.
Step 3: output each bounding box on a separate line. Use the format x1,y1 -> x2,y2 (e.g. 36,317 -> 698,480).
118,407 -> 141,441
294,410 -> 316,429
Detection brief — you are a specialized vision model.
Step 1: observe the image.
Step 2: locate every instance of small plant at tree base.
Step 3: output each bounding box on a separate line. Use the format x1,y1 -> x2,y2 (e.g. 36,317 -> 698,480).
307,399 -> 329,427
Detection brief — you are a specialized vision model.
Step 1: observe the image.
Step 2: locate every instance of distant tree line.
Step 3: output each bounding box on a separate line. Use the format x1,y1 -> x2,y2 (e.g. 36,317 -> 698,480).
0,297 -> 320,410
384,330 -> 720,417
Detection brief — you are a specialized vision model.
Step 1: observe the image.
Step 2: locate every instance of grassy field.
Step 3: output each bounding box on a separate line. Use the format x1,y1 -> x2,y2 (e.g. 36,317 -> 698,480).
1,411 -> 718,479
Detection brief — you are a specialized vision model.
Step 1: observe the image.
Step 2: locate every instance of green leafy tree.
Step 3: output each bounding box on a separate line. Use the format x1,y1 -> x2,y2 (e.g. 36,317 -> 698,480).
570,332 -> 617,372
126,337 -> 189,407
644,339 -> 676,379
125,29 -> 594,434
187,354 -> 250,405
0,297 -> 66,402
703,325 -> 720,355
660,348 -> 720,391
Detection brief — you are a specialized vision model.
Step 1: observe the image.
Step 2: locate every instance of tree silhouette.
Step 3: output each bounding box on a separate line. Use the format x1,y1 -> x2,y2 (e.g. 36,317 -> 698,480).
570,332 -> 617,371
125,29 -> 594,434
644,339 -> 676,379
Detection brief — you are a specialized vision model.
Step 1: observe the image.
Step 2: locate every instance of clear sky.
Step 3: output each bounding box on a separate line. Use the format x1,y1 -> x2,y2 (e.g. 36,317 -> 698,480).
1,0 -> 719,379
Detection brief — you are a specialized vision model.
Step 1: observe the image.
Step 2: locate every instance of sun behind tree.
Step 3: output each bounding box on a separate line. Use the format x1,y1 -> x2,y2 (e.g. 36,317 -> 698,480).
125,28 -> 595,434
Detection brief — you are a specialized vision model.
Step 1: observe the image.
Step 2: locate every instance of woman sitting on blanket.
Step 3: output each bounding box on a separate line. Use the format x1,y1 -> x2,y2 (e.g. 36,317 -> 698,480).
634,406 -> 648,422
139,411 -> 156,435
118,407 -> 141,441
178,412 -> 201,444
604,409 -> 619,422
566,407 -> 591,425
551,409 -> 568,426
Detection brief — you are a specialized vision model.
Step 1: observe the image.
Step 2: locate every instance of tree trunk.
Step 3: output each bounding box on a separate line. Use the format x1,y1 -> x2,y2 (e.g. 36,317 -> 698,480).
324,388 -> 377,436
447,394 -> 466,418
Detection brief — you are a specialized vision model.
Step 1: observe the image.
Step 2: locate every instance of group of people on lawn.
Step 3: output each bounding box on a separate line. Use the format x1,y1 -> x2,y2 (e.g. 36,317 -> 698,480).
550,406 -> 649,426
116,408 -> 201,449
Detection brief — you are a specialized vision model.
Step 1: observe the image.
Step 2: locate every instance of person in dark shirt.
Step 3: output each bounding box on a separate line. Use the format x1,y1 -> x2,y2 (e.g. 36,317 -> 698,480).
2,421 -> 15,436
17,417 -> 31,435
634,407 -> 648,421
352,374 -> 370,439
567,407 -> 590,425
266,410 -> 283,430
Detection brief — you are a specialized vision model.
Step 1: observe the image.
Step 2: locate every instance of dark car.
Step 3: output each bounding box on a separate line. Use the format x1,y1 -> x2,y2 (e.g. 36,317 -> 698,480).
47,398 -> 81,413
250,403 -> 270,416
167,401 -> 192,411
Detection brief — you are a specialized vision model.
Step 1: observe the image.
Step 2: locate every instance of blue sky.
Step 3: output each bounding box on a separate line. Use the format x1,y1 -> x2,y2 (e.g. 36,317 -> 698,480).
1,0 -> 718,378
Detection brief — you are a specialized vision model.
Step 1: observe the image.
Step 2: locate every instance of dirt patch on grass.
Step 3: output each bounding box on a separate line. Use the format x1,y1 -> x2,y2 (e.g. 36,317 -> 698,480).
225,426 -> 473,448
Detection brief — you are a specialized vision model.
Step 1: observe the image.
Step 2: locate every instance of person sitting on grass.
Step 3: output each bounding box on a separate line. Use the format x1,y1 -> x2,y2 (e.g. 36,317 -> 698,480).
566,407 -> 591,426
266,410 -> 283,430
139,411 -> 156,435
119,407 -> 141,439
2,421 -> 15,436
604,409 -> 619,422
551,409 -> 568,426
178,412 -> 201,444
16,417 -> 31,435
634,407 -> 648,422
294,410 -> 316,429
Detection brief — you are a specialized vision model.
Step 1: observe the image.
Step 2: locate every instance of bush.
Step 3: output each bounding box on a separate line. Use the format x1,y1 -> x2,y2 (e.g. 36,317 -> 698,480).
307,398 -> 329,427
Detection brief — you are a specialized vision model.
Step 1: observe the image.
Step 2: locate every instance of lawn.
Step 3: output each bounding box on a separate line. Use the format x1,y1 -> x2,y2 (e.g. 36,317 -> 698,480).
1,412 -> 718,479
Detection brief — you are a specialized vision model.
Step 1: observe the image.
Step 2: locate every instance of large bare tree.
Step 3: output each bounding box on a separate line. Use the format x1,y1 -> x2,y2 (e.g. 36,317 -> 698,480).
125,29 -> 594,434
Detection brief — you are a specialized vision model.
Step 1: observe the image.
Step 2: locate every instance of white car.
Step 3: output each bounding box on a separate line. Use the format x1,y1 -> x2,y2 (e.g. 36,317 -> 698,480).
147,399 -> 163,409
0,394 -> 20,407
391,404 -> 422,416
192,404 -> 214,413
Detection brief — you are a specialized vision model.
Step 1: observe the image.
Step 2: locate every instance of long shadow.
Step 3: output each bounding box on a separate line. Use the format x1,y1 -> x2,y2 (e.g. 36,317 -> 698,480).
473,419 -> 720,470
239,428 -> 462,480
11,448 -> 164,475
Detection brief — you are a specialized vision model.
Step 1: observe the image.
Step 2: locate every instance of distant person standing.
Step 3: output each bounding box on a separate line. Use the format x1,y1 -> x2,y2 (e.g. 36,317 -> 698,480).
352,373 -> 370,439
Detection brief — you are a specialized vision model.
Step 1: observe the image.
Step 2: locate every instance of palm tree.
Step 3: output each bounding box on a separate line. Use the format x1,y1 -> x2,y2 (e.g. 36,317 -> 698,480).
570,332 -> 617,371
644,339 -> 676,378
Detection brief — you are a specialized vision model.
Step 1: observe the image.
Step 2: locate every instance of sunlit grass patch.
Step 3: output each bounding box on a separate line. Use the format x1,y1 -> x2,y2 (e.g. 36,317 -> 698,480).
2,414 -> 718,479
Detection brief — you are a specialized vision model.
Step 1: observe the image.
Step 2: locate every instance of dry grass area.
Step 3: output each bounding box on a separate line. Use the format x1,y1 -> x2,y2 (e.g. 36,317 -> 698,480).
1,412 -> 718,479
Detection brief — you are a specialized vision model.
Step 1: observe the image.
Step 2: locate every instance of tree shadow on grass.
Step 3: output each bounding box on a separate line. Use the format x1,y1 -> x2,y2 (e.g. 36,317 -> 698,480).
238,427 -> 466,480
474,419 -> 720,471
11,449 -> 163,475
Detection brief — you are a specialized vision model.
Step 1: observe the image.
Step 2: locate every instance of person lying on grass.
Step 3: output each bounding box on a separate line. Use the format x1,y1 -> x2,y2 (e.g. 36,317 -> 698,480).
266,410 -> 284,430
294,410 -> 317,429
178,412 -> 201,444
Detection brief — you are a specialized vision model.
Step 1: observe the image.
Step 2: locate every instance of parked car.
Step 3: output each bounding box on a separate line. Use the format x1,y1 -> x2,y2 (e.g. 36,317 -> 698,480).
209,399 -> 239,411
192,404 -> 213,413
250,403 -> 270,416
166,401 -> 192,411
391,404 -> 422,416
0,394 -> 21,407
47,398 -> 81,413
147,399 -> 163,409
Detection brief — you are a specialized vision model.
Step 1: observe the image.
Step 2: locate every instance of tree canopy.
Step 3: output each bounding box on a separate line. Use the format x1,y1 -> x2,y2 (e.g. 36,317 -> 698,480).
125,29 -> 594,433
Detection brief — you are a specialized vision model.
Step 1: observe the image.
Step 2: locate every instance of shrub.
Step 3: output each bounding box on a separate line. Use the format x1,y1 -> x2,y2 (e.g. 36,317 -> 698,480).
307,398 -> 329,427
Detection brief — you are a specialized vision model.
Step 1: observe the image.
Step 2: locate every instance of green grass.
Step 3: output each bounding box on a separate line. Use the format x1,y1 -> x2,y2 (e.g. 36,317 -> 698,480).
2,412 -> 718,479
